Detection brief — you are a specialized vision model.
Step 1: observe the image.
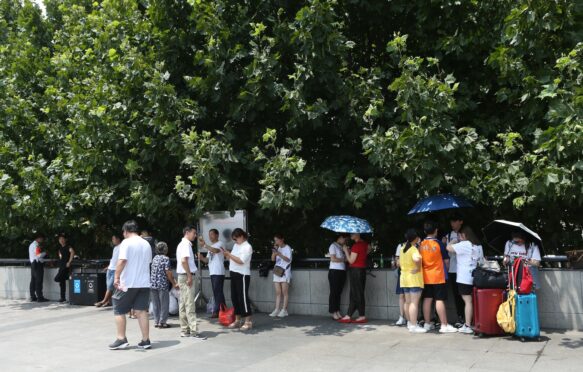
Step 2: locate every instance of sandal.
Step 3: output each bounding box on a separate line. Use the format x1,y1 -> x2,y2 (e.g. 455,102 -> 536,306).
94,302 -> 103,307
160,323 -> 170,328
227,321 -> 241,329
240,321 -> 253,331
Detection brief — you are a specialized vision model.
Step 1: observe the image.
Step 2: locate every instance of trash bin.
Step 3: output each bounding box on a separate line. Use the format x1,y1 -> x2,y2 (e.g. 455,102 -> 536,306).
69,272 -> 106,306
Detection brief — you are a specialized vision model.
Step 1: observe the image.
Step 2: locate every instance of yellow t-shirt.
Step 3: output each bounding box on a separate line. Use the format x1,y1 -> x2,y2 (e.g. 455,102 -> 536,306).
399,244 -> 424,288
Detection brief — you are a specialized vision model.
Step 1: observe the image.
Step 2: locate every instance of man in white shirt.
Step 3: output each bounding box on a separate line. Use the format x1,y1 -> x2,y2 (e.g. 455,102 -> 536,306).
109,220 -> 153,350
198,228 -> 226,318
28,232 -> 48,302
177,225 -> 206,340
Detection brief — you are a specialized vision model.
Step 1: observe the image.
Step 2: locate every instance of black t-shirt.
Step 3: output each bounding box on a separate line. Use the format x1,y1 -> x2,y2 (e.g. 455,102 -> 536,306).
59,245 -> 72,268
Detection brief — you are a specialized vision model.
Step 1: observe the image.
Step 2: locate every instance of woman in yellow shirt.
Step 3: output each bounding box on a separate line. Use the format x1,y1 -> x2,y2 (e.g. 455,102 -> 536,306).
399,229 -> 426,333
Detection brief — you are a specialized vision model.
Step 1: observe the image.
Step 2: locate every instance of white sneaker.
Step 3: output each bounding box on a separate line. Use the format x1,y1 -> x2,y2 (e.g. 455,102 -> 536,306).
410,325 -> 428,333
458,324 -> 474,334
269,309 -> 280,317
423,322 -> 435,331
407,322 -> 414,331
439,324 -> 458,333
277,309 -> 289,318
395,316 -> 407,326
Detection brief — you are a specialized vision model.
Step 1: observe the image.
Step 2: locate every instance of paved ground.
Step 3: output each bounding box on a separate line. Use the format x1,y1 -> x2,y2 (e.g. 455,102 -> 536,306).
1,299 -> 582,372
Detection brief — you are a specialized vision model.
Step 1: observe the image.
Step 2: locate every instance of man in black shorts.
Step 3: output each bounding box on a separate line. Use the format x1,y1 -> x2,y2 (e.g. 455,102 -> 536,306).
109,220 -> 153,350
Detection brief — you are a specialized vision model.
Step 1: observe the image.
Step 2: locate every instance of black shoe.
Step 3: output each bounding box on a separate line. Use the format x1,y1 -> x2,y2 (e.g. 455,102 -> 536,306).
190,333 -> 207,341
37,298 -> 50,303
137,339 -> 151,349
59,299 -> 67,303
30,297 -> 38,302
108,338 -> 129,350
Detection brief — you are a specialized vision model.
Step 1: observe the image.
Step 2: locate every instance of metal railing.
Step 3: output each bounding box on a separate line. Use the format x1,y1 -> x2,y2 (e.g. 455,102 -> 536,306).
0,255 -> 572,269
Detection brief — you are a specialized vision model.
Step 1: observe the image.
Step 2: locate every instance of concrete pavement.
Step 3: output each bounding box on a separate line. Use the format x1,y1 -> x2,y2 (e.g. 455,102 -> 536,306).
1,299 -> 582,371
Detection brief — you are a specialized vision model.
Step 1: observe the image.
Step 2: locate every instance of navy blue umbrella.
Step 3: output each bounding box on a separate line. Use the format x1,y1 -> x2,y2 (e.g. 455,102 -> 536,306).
407,194 -> 473,215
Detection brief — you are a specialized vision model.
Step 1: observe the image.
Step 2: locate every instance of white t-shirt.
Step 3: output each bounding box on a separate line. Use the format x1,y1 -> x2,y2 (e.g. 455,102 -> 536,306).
118,235 -> 152,288
28,241 -> 46,263
504,241 -> 541,261
207,241 -> 225,276
176,238 -> 198,274
274,245 -> 292,278
229,241 -> 253,275
452,241 -> 483,285
445,230 -> 460,273
108,245 -> 121,271
329,242 -> 346,270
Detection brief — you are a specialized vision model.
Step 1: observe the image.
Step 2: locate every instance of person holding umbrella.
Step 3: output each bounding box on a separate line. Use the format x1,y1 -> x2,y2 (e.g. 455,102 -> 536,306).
504,230 -> 541,290
483,220 -> 543,290
503,230 -> 542,267
338,233 -> 369,324
320,216 -> 373,324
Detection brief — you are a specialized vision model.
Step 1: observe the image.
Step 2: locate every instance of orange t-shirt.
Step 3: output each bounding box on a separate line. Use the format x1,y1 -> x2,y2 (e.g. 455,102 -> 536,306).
419,238 -> 448,284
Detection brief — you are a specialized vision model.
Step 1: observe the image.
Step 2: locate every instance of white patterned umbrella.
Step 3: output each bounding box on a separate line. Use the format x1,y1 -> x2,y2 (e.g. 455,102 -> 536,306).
320,215 -> 373,234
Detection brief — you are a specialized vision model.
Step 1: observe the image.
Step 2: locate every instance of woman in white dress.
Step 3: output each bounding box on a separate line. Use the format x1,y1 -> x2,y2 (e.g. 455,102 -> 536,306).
269,233 -> 292,318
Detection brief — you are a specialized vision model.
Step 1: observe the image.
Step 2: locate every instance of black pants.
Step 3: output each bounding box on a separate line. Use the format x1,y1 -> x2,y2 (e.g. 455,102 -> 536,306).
29,261 -> 44,299
57,267 -> 69,300
347,268 -> 366,317
210,275 -> 226,313
230,272 -> 252,317
449,273 -> 465,320
328,269 -> 346,313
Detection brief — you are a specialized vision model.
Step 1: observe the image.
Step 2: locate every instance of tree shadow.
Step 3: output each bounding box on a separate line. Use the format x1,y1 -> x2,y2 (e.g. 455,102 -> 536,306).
559,337 -> 583,349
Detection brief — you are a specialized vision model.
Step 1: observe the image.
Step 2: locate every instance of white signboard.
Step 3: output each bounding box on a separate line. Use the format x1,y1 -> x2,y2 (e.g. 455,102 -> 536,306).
198,210 -> 248,252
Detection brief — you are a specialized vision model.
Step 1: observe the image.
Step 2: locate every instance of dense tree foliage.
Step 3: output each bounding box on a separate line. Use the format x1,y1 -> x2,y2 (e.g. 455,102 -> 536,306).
0,0 -> 581,258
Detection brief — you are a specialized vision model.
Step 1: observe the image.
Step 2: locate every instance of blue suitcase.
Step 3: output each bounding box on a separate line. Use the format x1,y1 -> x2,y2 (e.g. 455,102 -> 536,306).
514,293 -> 540,341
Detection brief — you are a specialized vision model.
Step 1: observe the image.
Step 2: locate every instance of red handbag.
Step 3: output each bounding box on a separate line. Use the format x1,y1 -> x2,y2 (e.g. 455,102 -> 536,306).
218,304 -> 235,326
512,258 -> 533,294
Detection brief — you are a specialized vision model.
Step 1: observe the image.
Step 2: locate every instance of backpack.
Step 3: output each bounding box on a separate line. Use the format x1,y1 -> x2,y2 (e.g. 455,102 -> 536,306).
497,288 -> 516,333
512,258 -> 533,294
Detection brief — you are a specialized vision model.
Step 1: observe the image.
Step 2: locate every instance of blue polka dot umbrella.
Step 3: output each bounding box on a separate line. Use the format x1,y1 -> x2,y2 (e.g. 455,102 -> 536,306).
320,215 -> 373,234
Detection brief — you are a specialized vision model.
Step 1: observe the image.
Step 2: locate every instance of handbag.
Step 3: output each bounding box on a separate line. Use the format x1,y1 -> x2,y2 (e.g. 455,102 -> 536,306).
218,303 -> 235,326
497,289 -> 516,333
512,258 -> 533,294
473,266 -> 508,289
478,258 -> 501,272
273,263 -> 290,278
497,267 -> 516,333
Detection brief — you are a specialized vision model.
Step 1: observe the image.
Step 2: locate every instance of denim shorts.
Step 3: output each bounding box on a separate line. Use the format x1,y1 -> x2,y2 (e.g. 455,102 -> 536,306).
402,287 -> 423,293
106,269 -> 115,291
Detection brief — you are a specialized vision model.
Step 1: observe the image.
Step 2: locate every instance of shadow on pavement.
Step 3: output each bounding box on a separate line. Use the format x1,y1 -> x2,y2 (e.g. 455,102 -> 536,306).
559,337 -> 583,349
223,314 -> 377,337
149,340 -> 181,349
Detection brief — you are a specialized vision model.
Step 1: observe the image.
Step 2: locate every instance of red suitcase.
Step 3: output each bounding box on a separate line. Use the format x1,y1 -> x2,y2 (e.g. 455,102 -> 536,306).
473,287 -> 505,337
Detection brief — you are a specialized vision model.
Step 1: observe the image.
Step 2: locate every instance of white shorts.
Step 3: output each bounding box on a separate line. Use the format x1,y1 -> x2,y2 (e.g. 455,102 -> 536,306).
273,272 -> 291,283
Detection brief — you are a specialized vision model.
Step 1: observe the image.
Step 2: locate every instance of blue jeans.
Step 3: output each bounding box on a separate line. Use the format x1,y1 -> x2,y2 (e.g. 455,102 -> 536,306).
211,275 -> 226,313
